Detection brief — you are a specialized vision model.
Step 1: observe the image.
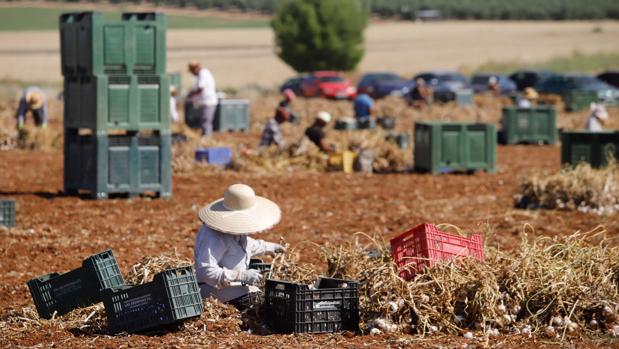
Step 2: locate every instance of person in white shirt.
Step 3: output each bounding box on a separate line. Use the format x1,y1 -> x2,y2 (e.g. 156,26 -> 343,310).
187,61 -> 218,137
194,184 -> 285,308
517,87 -> 538,108
169,85 -> 179,123
585,103 -> 609,131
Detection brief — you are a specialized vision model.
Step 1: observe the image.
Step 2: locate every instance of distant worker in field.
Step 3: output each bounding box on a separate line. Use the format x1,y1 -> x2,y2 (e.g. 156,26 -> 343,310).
517,87 -> 539,108
488,76 -> 501,96
409,78 -> 431,109
353,92 -> 374,122
187,61 -> 218,137
259,89 -> 297,149
169,85 -> 180,123
304,111 -> 334,153
16,86 -> 48,129
194,183 -> 285,308
585,103 -> 609,131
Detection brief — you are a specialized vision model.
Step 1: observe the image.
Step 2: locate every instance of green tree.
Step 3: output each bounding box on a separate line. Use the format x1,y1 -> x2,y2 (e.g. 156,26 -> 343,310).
271,0 -> 368,72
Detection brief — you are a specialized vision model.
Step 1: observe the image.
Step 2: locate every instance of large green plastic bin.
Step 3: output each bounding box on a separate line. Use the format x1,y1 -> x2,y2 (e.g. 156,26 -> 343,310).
64,74 -> 170,131
500,106 -> 557,145
59,12 -> 166,76
64,130 -> 172,199
184,99 -> 250,132
414,121 -> 496,174
563,91 -> 598,112
561,131 -> 619,168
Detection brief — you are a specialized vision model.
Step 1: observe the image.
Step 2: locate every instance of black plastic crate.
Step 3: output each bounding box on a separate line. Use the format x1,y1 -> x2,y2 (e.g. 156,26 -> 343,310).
0,199 -> 15,227
265,277 -> 359,334
249,258 -> 271,274
103,266 -> 202,334
27,249 -> 124,319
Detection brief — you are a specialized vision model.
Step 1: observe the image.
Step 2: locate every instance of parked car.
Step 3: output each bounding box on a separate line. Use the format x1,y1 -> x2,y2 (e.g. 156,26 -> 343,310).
536,73 -> 619,104
413,71 -> 470,102
470,73 -> 516,95
508,69 -> 554,91
357,72 -> 413,99
597,70 -> 619,89
279,75 -> 310,95
300,71 -> 356,100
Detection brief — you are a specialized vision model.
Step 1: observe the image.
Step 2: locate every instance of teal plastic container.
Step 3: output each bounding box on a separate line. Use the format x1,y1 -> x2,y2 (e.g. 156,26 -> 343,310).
561,131 -> 619,168
64,74 -> 170,131
414,121 -> 496,174
500,106 -> 557,145
215,99 -> 250,132
64,130 -> 172,199
59,12 -> 166,76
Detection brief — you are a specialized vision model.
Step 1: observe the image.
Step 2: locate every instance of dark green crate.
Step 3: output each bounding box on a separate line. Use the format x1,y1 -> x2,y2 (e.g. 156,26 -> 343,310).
0,199 -> 16,227
561,131 -> 619,168
27,249 -> 124,319
64,74 -> 170,131
214,99 -> 250,132
414,121 -> 496,174
59,12 -> 166,76
168,71 -> 182,95
500,106 -> 557,145
64,130 -> 172,199
103,266 -> 202,334
563,91 -> 598,112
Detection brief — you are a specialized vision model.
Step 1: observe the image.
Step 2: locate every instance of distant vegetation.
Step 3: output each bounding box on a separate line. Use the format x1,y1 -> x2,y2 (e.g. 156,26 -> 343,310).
47,0 -> 619,20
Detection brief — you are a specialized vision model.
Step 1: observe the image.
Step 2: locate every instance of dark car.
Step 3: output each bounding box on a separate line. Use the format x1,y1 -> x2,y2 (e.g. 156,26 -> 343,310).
470,73 -> 517,95
413,71 -> 470,102
597,70 -> 619,89
279,75 -> 309,95
537,73 -> 619,103
508,69 -> 554,91
357,72 -> 412,98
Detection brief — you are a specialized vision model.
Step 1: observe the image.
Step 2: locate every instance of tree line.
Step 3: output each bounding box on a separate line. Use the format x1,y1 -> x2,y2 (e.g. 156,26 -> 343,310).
59,0 -> 619,20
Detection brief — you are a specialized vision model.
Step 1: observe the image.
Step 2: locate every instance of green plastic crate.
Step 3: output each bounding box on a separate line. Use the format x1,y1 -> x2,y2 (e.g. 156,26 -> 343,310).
500,106 -> 557,145
64,74 -> 170,131
563,91 -> 598,112
27,249 -> 125,319
59,12 -> 166,76
64,130 -> 172,199
561,131 -> 619,168
414,121 -> 496,174
0,199 -> 15,227
214,99 -> 250,132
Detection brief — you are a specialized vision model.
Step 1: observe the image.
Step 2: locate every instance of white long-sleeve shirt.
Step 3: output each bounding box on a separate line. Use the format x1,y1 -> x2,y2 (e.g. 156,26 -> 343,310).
194,224 -> 277,302
585,116 -> 604,131
192,68 -> 218,107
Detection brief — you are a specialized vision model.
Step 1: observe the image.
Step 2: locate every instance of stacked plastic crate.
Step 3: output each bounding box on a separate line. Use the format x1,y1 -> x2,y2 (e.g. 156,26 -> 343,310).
60,12 -> 171,199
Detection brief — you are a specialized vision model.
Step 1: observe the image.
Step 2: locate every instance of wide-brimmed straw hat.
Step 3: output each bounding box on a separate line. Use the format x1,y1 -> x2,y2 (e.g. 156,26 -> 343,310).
523,87 -> 539,100
198,184 -> 281,235
26,91 -> 43,110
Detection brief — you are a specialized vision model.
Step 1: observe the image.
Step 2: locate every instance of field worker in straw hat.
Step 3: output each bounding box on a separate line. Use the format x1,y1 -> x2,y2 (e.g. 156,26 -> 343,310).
304,111 -> 334,153
517,87 -> 539,108
259,89 -> 297,148
16,86 -> 48,129
194,184 -> 286,307
187,60 -> 218,137
585,103 -> 609,132
409,78 -> 431,110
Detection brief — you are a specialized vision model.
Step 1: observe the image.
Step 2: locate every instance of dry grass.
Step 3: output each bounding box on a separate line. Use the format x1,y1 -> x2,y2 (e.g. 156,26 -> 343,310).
516,161 -> 619,215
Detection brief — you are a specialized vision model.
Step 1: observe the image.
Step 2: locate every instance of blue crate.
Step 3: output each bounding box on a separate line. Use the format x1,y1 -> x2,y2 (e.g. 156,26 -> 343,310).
195,147 -> 233,167
0,199 -> 15,227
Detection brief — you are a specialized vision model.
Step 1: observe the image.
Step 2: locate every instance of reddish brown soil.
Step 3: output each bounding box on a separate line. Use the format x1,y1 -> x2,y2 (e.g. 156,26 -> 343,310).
1,143 -> 618,348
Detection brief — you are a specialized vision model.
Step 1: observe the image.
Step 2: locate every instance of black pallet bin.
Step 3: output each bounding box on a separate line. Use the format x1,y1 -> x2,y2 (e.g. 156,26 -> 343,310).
102,266 -> 202,334
265,277 -> 359,334
27,249 -> 124,319
0,199 -> 16,227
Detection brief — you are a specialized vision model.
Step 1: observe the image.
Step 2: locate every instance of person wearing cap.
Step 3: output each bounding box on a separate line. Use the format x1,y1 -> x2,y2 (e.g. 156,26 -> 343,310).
304,111 -> 334,153
194,184 -> 285,307
409,78 -> 430,110
585,103 -> 609,131
187,61 -> 218,137
16,86 -> 48,129
169,85 -> 180,123
487,76 -> 500,96
517,87 -> 539,108
353,92 -> 375,122
260,89 -> 298,148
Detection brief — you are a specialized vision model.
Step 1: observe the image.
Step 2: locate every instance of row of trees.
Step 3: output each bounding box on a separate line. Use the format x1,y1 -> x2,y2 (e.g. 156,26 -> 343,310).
61,0 -> 619,19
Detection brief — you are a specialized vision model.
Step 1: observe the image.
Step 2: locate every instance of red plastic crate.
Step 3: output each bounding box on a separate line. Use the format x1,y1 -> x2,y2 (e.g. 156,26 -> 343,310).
390,223 -> 485,280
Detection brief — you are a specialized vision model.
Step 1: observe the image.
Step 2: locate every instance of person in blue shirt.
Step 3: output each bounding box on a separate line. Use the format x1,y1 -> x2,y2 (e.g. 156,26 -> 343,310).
354,93 -> 374,121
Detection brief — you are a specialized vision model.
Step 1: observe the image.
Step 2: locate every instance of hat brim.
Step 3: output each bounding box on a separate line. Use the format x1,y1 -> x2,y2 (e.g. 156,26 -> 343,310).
26,92 -> 43,110
198,196 -> 281,235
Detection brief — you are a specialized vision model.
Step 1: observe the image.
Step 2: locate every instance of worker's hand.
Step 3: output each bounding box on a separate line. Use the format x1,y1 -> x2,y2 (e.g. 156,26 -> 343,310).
238,269 -> 262,286
17,120 -> 24,130
40,123 -> 48,129
266,242 -> 286,255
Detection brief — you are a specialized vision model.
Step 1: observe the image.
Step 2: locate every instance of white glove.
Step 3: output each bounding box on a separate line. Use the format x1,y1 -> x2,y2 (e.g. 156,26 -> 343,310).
238,269 -> 262,286
266,242 -> 286,255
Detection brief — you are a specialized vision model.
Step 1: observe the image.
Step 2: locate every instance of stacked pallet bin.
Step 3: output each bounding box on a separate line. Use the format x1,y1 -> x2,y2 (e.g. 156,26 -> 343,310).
60,12 -> 171,199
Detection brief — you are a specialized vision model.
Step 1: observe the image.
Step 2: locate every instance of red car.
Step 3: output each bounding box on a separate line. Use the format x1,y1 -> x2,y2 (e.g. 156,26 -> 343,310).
300,71 -> 357,100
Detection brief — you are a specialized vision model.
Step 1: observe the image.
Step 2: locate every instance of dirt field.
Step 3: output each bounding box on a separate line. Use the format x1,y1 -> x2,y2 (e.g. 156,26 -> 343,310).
0,20 -> 618,89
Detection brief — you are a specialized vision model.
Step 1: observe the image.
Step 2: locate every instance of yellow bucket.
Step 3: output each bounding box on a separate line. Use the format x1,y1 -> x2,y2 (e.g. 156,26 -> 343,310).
328,151 -> 357,173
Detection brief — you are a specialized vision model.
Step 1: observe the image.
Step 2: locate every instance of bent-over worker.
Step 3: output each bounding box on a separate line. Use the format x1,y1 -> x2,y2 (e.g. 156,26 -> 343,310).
585,103 -> 609,131
304,111 -> 333,153
16,86 -> 48,129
